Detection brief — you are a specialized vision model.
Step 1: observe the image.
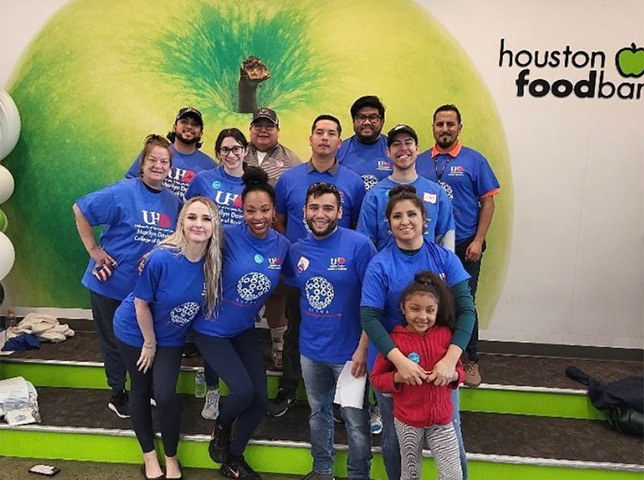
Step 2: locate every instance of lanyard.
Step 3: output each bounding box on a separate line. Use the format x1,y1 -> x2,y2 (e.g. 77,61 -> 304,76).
433,153 -> 453,181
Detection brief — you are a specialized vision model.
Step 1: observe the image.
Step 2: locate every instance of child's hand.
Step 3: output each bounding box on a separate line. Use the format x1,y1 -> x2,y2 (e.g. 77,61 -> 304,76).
395,356 -> 430,385
428,356 -> 457,386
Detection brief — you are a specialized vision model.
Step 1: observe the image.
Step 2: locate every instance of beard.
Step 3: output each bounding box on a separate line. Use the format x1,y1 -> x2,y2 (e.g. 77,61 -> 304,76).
306,218 -> 339,238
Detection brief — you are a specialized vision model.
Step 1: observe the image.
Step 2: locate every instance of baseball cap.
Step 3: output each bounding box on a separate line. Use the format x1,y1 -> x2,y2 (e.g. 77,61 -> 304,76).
176,107 -> 203,126
251,108 -> 279,127
387,124 -> 418,147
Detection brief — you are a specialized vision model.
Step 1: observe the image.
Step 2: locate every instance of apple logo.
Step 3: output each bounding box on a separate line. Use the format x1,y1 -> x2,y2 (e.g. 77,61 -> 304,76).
2,0 -> 511,324
615,43 -> 644,78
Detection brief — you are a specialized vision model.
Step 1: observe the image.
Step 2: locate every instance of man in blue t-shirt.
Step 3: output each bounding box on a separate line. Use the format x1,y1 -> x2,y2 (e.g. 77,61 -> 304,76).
125,107 -> 216,200
358,124 -> 455,252
268,115 -> 366,418
416,104 -> 501,387
288,182 -> 375,480
338,95 -> 392,192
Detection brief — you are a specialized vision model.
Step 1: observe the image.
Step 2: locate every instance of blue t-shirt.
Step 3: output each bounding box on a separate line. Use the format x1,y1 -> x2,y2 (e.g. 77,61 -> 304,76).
338,135 -> 392,192
113,247 -> 205,347
357,176 -> 455,251
288,228 -> 376,364
185,165 -> 244,226
192,223 -> 290,338
360,239 -> 470,369
274,161 -> 366,244
125,145 -> 216,200
76,179 -> 182,301
416,145 -> 500,242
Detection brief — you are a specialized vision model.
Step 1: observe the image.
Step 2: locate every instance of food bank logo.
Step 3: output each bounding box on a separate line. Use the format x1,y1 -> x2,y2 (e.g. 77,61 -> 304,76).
499,39 -> 644,100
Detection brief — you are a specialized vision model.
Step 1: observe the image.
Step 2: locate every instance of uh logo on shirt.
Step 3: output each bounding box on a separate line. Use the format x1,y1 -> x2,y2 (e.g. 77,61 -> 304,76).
213,190 -> 242,209
166,167 -> 196,184
142,210 -> 172,228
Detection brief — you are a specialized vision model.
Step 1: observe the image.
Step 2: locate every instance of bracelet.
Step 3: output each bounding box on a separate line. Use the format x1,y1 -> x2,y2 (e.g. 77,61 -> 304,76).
143,344 -> 156,349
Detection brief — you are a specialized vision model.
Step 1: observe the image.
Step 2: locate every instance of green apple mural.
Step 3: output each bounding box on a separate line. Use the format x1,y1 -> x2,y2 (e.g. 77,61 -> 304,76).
615,43 -> 644,78
3,0 -> 512,324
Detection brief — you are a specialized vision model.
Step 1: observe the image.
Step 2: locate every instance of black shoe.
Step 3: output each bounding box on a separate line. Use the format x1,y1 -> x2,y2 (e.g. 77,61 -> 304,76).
182,342 -> 200,358
333,403 -> 344,424
221,455 -> 261,480
266,388 -> 296,417
108,390 -> 130,419
209,420 -> 232,464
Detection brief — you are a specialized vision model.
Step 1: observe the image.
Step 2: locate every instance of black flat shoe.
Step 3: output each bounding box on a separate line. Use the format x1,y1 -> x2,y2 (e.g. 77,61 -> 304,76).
141,463 -> 165,480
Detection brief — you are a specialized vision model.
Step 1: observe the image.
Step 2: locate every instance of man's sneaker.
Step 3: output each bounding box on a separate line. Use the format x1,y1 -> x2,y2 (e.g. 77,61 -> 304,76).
370,405 -> 383,435
209,420 -> 232,464
302,471 -> 335,480
108,390 -> 130,419
464,362 -> 482,387
221,455 -> 261,480
266,388 -> 296,417
333,403 -> 344,424
201,388 -> 221,420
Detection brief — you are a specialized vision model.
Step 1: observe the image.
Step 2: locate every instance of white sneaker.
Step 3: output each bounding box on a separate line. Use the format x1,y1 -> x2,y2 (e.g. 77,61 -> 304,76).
370,405 -> 383,435
201,388 -> 221,420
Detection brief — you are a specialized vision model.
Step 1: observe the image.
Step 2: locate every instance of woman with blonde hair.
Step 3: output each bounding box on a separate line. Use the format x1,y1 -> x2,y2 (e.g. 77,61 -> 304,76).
113,196 -> 223,480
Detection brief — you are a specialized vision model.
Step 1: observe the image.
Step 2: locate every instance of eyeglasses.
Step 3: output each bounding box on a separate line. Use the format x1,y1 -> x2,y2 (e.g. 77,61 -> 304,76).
354,114 -> 382,123
218,146 -> 245,156
252,123 -> 277,132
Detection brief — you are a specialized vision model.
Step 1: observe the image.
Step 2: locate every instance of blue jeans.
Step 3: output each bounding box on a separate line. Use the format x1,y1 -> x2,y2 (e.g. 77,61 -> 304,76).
374,387 -> 468,480
300,355 -> 372,478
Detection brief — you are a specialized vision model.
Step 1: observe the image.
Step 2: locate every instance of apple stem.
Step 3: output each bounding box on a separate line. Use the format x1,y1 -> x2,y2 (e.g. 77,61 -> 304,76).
238,56 -> 271,113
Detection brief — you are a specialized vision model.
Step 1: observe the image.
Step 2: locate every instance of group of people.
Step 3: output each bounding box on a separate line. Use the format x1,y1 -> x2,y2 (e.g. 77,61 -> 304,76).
73,96 -> 500,480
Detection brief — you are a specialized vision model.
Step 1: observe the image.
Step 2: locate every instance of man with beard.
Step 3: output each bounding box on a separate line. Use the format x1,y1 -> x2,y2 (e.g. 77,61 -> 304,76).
358,124 -> 455,252
268,115 -> 365,417
416,104 -> 500,388
338,96 -> 392,192
287,182 -> 375,480
125,107 -> 215,200
244,108 -> 302,186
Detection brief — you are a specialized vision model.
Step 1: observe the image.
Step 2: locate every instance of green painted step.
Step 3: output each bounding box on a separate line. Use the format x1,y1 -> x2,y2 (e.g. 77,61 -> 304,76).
0,426 -> 640,480
0,359 -> 605,420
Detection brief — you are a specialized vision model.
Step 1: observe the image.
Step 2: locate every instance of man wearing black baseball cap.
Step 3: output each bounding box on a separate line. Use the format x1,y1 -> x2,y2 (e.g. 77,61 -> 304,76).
125,106 -> 215,200
245,107 -> 302,187
357,123 -> 455,251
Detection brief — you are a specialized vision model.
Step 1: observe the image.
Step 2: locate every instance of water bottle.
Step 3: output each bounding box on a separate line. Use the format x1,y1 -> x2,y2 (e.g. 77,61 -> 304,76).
194,367 -> 206,398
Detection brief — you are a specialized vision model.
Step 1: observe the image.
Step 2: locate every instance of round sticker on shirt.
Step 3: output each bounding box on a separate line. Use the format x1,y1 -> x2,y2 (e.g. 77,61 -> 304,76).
254,254 -> 264,264
237,272 -> 272,301
211,180 -> 222,189
408,352 -> 421,363
276,160 -> 284,168
169,302 -> 200,327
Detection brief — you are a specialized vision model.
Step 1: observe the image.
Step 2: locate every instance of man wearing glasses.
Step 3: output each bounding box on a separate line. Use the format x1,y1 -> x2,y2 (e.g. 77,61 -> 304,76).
125,107 -> 215,200
245,108 -> 302,186
268,115 -> 366,418
338,96 -> 392,192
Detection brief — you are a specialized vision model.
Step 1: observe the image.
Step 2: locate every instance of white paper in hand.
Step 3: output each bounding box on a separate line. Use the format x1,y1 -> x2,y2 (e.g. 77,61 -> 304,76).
334,361 -> 367,408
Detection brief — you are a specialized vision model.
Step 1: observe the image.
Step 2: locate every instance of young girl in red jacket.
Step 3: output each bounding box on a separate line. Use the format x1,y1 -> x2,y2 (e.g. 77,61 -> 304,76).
370,271 -> 465,480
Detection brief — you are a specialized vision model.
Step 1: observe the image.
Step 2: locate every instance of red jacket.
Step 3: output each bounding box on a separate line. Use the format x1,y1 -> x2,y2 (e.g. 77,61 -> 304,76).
370,325 -> 464,428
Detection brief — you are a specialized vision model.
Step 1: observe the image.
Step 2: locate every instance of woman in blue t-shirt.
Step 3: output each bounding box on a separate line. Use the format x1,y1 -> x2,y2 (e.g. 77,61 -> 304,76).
192,167 -> 290,480
73,134 -> 182,420
185,128 -> 247,226
112,196 -> 222,480
360,185 -> 476,480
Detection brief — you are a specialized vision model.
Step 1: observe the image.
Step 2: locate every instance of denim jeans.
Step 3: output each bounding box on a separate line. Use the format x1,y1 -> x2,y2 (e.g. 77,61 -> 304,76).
374,387 -> 468,480
300,355 -> 371,479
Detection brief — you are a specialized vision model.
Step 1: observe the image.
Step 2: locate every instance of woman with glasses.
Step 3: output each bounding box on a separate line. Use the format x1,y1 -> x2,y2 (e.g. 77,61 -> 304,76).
186,127 -> 248,420
72,134 -> 182,421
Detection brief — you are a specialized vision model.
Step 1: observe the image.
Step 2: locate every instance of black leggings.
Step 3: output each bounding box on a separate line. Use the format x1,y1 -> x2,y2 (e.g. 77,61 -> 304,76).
116,339 -> 183,456
194,328 -> 268,457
